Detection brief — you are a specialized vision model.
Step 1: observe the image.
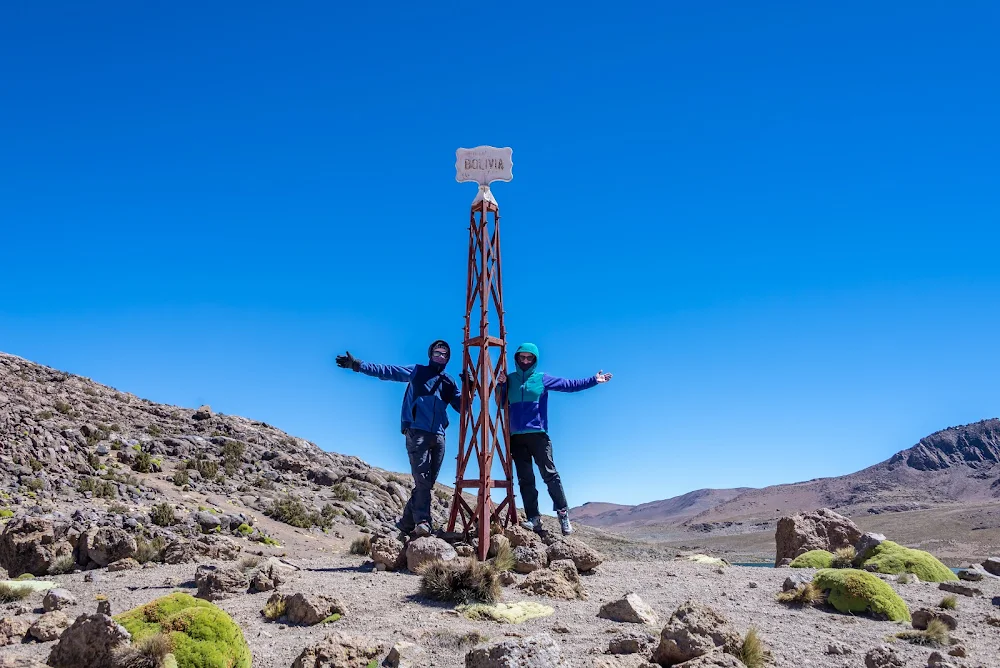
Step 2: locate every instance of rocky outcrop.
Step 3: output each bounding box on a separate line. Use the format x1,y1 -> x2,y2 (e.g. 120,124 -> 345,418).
83,527 -> 137,567
28,610 -> 70,642
775,508 -> 861,564
891,419 -> 1000,471
517,559 -> 585,600
513,544 -> 548,573
652,600 -> 741,666
371,534 -> 406,571
465,633 -> 562,668
195,563 -> 248,600
249,557 -> 294,593
46,613 -> 131,668
42,588 -> 77,612
291,631 -> 384,668
547,537 -> 603,572
0,517 -> 73,576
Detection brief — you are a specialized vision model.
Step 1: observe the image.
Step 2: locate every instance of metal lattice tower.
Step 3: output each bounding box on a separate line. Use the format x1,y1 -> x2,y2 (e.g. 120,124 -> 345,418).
447,185 -> 518,560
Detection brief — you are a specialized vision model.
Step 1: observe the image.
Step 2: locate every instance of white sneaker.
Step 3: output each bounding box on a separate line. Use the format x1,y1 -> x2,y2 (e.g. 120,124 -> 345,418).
520,516 -> 542,533
557,510 -> 573,536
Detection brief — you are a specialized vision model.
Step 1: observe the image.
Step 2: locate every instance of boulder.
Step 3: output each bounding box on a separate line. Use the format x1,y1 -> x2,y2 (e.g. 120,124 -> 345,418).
927,651 -> 958,668
854,532 -> 886,561
864,645 -> 904,668
195,563 -> 248,600
517,561 -> 583,600
504,524 -> 542,549
982,557 -> 1000,576
163,539 -> 197,564
46,614 -> 131,668
670,654 -> 743,667
193,405 -> 213,420
546,537 -> 603,572
384,640 -> 427,668
306,467 -> 344,486
42,588 -> 77,612
85,527 -> 137,567
781,573 -> 812,592
283,592 -> 346,626
911,608 -> 958,631
938,582 -> 982,597
598,593 -> 658,625
651,600 -> 741,666
194,511 -> 223,532
370,534 -> 406,571
107,557 -> 140,572
513,544 -> 548,574
464,633 -> 562,668
291,631 -> 384,668
488,534 -> 510,559
405,537 -> 456,572
957,568 -> 982,582
249,557 -> 294,593
0,616 -> 32,638
0,517 -> 74,576
28,610 -> 70,642
608,631 -> 656,655
774,508 -> 861,564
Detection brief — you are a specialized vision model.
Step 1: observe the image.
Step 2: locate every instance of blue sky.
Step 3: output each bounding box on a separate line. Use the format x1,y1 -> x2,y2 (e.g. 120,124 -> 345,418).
2,2 -> 998,507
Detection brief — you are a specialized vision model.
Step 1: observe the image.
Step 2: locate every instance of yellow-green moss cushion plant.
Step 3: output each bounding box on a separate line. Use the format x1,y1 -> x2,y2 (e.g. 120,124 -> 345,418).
790,550 -> 834,569
813,568 -> 910,622
859,541 -> 958,582
115,593 -> 251,668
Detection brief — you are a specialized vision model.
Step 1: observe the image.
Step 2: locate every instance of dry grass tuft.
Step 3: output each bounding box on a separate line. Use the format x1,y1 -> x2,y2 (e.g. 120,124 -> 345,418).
938,595 -> 958,610
737,626 -> 768,668
0,582 -> 33,603
240,556 -> 264,572
48,554 -> 77,575
491,540 -> 515,573
831,546 -> 856,569
419,558 -> 501,604
349,535 -> 372,556
776,582 -> 824,606
896,618 -> 951,647
111,632 -> 174,668
896,573 -> 914,584
261,595 -> 287,621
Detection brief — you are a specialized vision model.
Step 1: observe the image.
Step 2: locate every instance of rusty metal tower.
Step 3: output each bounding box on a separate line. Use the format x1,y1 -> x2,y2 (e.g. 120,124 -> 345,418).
447,147 -> 518,560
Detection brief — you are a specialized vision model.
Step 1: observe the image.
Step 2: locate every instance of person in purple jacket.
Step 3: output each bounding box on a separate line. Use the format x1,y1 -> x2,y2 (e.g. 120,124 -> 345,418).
497,342 -> 612,535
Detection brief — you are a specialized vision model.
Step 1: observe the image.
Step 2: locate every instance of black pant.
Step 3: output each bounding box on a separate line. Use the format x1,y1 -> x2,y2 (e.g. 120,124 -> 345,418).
511,432 -> 568,519
399,428 -> 446,530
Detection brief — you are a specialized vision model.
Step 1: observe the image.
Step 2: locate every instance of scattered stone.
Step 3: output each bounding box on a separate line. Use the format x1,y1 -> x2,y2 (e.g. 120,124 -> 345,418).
608,631 -> 655,655
46,613 -> 131,668
927,651 -> 957,668
669,654 -> 743,667
775,508 -> 862,563
513,544 -> 548,574
96,600 -> 111,615
854,532 -> 887,561
504,525 -> 543,549
517,561 -> 584,600
826,642 -> 853,655
282,592 -> 346,626
982,557 -> 1000,577
956,568 -> 983,582
912,608 -> 958,631
384,640 -> 428,668
405,536 -> 457,572
250,557 -> 293,593
748,581 -> 758,588
370,534 -> 406,571
107,557 -> 140,572
83,573 -> 95,583
28,610 -> 70,642
163,539 -> 197,565
651,600 -> 741,665
938,582 -> 982,597
195,563 -> 248,601
291,631 -> 384,668
42,588 -> 77,612
194,511 -> 223,532
0,616 -> 32,638
193,404 -> 213,420
948,646 -> 967,658
488,534 -> 510,559
84,527 -> 137,567
464,633 -> 561,668
498,570 -> 518,586
598,592 -> 658,625
546,537 -> 603,572
782,573 -> 812,592
0,657 -> 49,668
864,645 -> 904,668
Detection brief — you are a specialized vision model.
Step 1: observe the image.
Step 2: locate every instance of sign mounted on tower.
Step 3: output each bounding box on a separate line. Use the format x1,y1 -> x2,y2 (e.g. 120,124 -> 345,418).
455,146 -> 513,186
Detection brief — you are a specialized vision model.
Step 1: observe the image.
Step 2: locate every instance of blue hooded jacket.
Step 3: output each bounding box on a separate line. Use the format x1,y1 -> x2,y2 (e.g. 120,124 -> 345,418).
497,343 -> 598,434
358,356 -> 461,436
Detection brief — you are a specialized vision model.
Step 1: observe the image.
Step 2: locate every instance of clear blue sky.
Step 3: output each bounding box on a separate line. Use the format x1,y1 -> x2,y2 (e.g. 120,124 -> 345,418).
2,3 -> 998,507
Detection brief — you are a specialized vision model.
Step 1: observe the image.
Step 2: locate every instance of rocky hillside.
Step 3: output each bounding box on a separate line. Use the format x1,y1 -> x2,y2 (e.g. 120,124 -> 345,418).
0,351 -> 453,575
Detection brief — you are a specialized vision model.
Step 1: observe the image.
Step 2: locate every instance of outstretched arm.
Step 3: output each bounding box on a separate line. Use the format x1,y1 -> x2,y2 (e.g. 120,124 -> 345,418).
543,371 -> 611,393
357,361 -> 414,382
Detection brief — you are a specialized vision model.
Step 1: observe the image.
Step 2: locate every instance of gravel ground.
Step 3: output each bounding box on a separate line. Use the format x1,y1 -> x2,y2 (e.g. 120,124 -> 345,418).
2,555 -> 999,667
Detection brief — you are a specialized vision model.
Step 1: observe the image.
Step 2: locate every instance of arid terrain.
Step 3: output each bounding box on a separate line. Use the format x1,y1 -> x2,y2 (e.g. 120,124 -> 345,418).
2,351 -> 999,668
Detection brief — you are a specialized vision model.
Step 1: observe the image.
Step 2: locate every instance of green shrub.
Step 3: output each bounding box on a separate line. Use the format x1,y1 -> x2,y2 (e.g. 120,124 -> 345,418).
115,593 -> 250,668
897,573 -> 914,585
350,536 -> 372,556
860,541 -> 958,582
813,568 -> 910,622
172,469 -> 190,486
186,457 -> 219,480
939,595 -> 958,610
332,483 -> 357,502
146,424 -> 162,436
261,595 -> 286,621
133,452 -> 153,473
15,573 -> 35,580
221,440 -> 245,476
268,495 -> 332,529
790,550 -> 834,569
54,400 -> 73,414
36,410 -> 53,420
24,478 -> 44,492
29,458 -> 43,472
135,535 -> 167,564
237,523 -> 254,537
111,632 -> 174,668
321,613 -> 341,624
0,508 -> 13,519
261,536 -> 280,547
151,503 -> 176,527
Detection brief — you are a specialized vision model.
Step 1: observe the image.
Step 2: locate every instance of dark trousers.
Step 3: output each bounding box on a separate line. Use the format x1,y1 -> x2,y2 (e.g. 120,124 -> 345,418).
511,432 -> 568,519
399,428 -> 445,530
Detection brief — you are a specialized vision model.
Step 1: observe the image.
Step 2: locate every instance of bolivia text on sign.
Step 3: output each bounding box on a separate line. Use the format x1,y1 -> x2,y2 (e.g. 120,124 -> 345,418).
455,147 -> 513,185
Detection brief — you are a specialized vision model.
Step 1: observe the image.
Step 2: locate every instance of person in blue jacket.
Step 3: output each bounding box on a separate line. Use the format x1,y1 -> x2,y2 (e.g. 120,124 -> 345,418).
336,340 -> 462,537
497,342 -> 612,536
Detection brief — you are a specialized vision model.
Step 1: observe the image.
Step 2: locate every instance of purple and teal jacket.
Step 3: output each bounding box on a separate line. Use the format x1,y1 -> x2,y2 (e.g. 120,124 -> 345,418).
497,343 -> 598,435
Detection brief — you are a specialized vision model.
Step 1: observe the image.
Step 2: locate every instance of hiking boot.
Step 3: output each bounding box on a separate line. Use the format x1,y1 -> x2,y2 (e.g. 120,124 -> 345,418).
520,516 -> 542,533
395,519 -> 415,535
557,509 -> 573,536
412,522 -> 432,538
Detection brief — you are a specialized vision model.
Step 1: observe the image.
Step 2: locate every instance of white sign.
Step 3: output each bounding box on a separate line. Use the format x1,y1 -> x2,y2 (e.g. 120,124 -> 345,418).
455,146 -> 513,185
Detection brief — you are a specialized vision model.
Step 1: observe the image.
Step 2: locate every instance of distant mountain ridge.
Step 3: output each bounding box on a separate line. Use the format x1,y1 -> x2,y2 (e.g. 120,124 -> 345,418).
573,419 -> 1000,531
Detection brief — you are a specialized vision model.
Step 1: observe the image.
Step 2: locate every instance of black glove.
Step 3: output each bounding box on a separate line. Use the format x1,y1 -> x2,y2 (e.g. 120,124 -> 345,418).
336,351 -> 361,372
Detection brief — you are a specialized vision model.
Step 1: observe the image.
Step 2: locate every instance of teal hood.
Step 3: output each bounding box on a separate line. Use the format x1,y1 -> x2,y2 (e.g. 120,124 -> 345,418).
514,342 -> 539,373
